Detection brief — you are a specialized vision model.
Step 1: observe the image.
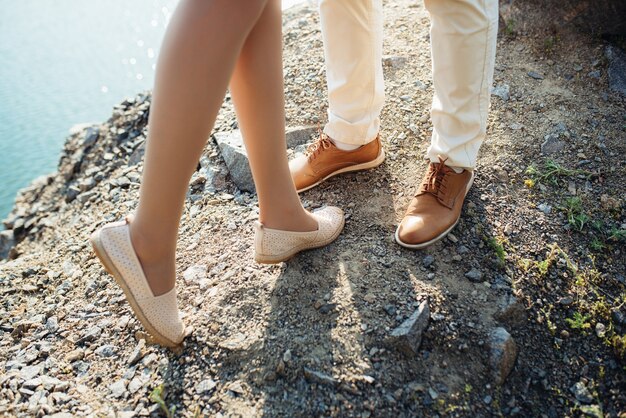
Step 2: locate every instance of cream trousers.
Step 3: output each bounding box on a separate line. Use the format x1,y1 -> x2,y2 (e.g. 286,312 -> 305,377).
320,0 -> 499,169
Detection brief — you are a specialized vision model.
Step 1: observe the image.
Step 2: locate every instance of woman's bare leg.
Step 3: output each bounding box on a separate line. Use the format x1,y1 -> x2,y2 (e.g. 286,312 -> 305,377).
130,0 -> 271,296
230,0 -> 318,233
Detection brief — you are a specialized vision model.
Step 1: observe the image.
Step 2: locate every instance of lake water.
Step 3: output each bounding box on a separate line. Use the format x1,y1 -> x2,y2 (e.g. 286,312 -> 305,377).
0,0 -> 305,221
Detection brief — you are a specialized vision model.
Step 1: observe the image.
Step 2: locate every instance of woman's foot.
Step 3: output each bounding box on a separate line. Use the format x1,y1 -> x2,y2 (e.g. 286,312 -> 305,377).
254,206 -> 345,264
90,217 -> 185,347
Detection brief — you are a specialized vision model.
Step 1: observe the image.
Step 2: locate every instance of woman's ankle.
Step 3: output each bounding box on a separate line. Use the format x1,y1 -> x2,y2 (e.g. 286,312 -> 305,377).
260,207 -> 318,232
128,217 -> 175,263
128,218 -> 177,296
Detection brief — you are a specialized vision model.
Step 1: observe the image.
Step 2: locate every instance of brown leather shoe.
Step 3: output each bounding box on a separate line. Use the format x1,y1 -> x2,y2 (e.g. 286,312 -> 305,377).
395,157 -> 474,249
289,133 -> 385,193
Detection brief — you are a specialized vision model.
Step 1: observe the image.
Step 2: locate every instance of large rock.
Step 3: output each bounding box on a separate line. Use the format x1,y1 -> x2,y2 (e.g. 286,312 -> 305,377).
387,300 -> 430,356
286,126 -> 317,148
214,130 -> 255,193
214,127 -> 318,193
488,327 -> 518,385
606,46 -> 626,97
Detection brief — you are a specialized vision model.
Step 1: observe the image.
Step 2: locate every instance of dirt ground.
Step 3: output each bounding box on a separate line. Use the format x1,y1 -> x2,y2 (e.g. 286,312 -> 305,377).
1,0 -> 625,417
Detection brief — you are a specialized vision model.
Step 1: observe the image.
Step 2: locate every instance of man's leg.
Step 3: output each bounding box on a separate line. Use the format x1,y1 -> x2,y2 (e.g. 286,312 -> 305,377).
290,0 -> 386,193
396,0 -> 498,249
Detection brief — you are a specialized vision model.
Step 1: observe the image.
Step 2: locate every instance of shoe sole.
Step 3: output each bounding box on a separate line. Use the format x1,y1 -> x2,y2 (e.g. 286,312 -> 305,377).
297,148 -> 386,194
394,172 -> 475,250
90,229 -> 181,348
254,216 -> 346,264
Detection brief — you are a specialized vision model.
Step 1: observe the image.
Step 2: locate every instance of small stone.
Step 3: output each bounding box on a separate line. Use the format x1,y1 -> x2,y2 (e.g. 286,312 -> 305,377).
226,381 -> 245,395
109,379 -> 127,398
422,255 -> 435,268
128,376 -> 145,394
318,303 -> 336,315
559,296 -> 574,306
363,293 -> 376,303
19,364 -> 43,381
83,126 -> 99,147
491,84 -> 510,101
142,353 -> 158,366
65,349 -> 84,362
595,322 -> 606,338
39,375 -> 62,391
65,186 -> 81,203
428,388 -> 438,400
484,395 -> 493,404
527,71 -> 544,80
465,268 -> 483,282
117,315 -> 131,330
387,301 -> 430,356
384,305 -> 397,316
303,367 -> 338,387
77,326 -> 102,345
570,381 -> 593,404
196,378 -> 217,394
183,264 -> 207,284
537,203 -> 552,214
72,361 -> 90,376
382,55 -> 408,69
22,377 -> 43,390
127,339 -> 146,366
116,176 -> 131,188
46,316 -> 59,333
447,233 -> 458,243
541,136 -> 566,155
488,327 -> 518,385
219,332 -> 247,350
283,349 -> 293,363
94,344 -> 116,358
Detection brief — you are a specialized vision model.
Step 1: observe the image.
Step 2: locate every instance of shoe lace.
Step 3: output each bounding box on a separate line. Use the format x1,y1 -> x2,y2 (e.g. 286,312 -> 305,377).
305,132 -> 333,161
419,155 -> 450,196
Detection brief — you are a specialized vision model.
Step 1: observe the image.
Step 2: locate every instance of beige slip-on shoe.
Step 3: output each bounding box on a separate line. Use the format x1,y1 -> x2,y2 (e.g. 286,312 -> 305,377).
90,217 -> 185,347
254,206 -> 345,264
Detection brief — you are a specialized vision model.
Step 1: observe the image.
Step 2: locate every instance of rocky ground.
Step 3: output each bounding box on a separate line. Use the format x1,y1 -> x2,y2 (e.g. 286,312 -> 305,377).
1,0 -> 625,417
